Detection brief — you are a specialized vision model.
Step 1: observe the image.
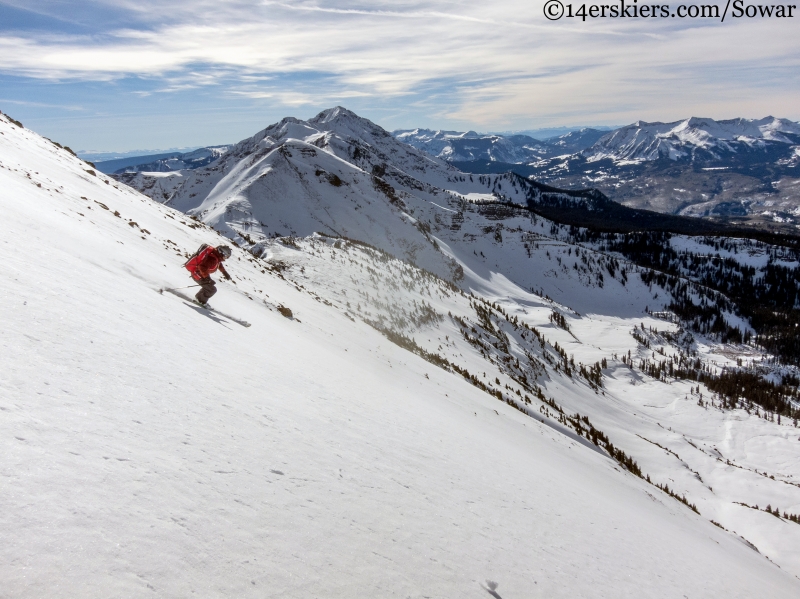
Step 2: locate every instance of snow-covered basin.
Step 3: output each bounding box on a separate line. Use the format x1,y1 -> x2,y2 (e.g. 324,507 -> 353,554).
2,117 -> 800,597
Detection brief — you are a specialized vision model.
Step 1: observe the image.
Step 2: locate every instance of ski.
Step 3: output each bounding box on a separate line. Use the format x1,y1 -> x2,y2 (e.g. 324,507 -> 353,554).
160,288 -> 252,328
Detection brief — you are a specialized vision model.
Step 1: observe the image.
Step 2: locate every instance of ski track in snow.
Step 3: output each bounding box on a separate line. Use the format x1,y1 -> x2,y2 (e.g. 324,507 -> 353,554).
2,112 -> 800,597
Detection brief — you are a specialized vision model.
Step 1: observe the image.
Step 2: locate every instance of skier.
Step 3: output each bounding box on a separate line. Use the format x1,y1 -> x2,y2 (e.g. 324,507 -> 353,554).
185,244 -> 233,306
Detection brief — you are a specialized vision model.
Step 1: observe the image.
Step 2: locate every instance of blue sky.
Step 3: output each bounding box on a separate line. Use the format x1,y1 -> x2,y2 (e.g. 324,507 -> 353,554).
1,0 -> 798,152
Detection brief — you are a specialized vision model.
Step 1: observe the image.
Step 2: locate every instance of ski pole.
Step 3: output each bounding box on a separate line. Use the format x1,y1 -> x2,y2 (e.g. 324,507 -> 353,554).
159,284 -> 201,294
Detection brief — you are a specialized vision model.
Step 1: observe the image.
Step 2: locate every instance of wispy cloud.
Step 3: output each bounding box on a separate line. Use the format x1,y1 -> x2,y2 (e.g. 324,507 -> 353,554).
229,87 -> 373,107
0,0 -> 797,129
260,0 -> 539,27
0,97 -> 84,111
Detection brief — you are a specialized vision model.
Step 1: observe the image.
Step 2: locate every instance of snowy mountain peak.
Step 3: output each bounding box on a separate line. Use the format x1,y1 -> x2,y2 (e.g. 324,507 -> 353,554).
307,105 -> 393,141
756,116 -> 800,142
309,105 -> 357,124
246,116 -> 318,148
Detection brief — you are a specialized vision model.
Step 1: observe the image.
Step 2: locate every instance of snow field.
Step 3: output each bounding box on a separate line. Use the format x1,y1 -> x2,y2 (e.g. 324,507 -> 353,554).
152,108 -> 800,574
266,231 -> 800,578
2,113 -> 800,596
111,103 -> 800,577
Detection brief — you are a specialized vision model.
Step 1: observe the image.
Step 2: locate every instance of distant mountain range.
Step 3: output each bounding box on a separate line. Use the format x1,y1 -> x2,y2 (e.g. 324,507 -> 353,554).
395,117 -> 800,165
497,125 -> 619,140
95,145 -> 231,174
541,128 -> 611,154
432,117 -> 800,231
392,127 -> 608,162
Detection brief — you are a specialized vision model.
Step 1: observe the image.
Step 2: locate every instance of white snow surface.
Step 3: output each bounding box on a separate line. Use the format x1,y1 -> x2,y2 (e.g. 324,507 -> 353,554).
3,112 -> 800,596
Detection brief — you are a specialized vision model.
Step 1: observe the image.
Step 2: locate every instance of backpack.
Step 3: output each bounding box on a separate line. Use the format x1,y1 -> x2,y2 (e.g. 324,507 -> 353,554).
184,243 -> 210,272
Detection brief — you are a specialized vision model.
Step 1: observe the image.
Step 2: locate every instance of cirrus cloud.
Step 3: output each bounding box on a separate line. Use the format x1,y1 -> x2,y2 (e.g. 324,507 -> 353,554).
1,0 -> 797,146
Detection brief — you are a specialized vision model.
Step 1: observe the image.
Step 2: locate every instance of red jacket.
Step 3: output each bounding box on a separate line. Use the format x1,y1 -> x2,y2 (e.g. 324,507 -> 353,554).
186,246 -> 228,281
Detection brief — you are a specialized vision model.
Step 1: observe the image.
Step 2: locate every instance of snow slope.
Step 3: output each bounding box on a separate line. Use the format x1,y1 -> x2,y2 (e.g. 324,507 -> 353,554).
3,113 -> 800,597
113,170 -> 187,203
118,107 -> 800,576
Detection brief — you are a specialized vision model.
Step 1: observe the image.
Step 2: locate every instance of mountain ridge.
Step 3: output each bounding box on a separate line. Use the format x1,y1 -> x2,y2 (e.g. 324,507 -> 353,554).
448,117 -> 800,230
583,116 -> 800,163
105,112 -> 800,231
116,107 -> 796,244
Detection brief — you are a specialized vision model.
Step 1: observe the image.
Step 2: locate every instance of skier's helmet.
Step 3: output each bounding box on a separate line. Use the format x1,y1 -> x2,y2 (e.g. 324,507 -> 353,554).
217,245 -> 232,259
